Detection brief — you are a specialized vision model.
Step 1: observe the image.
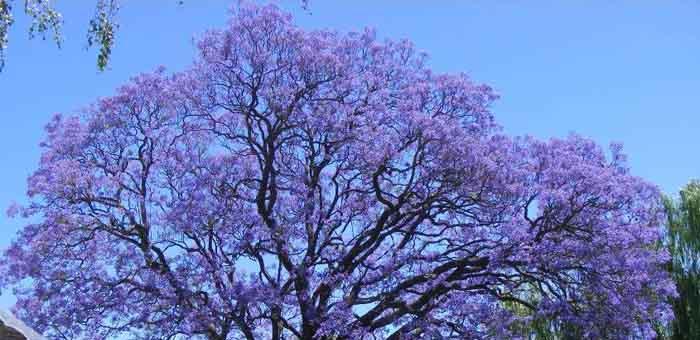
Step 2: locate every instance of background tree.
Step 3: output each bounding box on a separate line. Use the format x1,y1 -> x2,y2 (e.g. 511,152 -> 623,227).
664,181 -> 700,339
0,3 -> 674,339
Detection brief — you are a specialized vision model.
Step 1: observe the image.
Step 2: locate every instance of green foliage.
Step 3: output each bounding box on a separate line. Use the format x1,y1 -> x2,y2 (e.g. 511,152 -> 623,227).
0,0 -> 63,72
87,0 -> 118,71
0,1 -> 10,71
0,0 -> 186,72
0,0 -> 14,71
0,1 -> 311,72
664,181 -> 700,340
24,0 -> 63,46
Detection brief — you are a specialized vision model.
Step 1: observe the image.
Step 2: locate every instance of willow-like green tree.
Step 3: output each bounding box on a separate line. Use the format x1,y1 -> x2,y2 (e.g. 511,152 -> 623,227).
664,181 -> 700,339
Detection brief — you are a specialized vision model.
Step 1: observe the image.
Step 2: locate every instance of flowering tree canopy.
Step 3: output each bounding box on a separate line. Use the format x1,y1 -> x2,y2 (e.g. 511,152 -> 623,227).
0,4 -> 675,340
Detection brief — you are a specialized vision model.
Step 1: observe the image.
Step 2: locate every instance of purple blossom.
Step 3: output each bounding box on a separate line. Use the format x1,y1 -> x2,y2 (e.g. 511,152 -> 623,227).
0,3 -> 673,340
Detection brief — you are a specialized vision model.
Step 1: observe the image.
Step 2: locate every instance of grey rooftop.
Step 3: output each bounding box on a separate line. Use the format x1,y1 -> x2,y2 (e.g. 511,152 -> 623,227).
0,310 -> 43,340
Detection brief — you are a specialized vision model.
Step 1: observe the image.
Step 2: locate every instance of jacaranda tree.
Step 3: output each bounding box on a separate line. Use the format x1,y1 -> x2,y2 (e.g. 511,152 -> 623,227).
0,3 -> 675,339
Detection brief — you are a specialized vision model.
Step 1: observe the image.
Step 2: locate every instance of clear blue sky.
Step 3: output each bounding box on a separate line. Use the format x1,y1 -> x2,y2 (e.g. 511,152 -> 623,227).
0,1 -> 698,309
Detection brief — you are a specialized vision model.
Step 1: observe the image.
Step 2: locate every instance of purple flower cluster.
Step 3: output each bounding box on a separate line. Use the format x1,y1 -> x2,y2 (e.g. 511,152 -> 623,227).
0,3 -> 674,339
